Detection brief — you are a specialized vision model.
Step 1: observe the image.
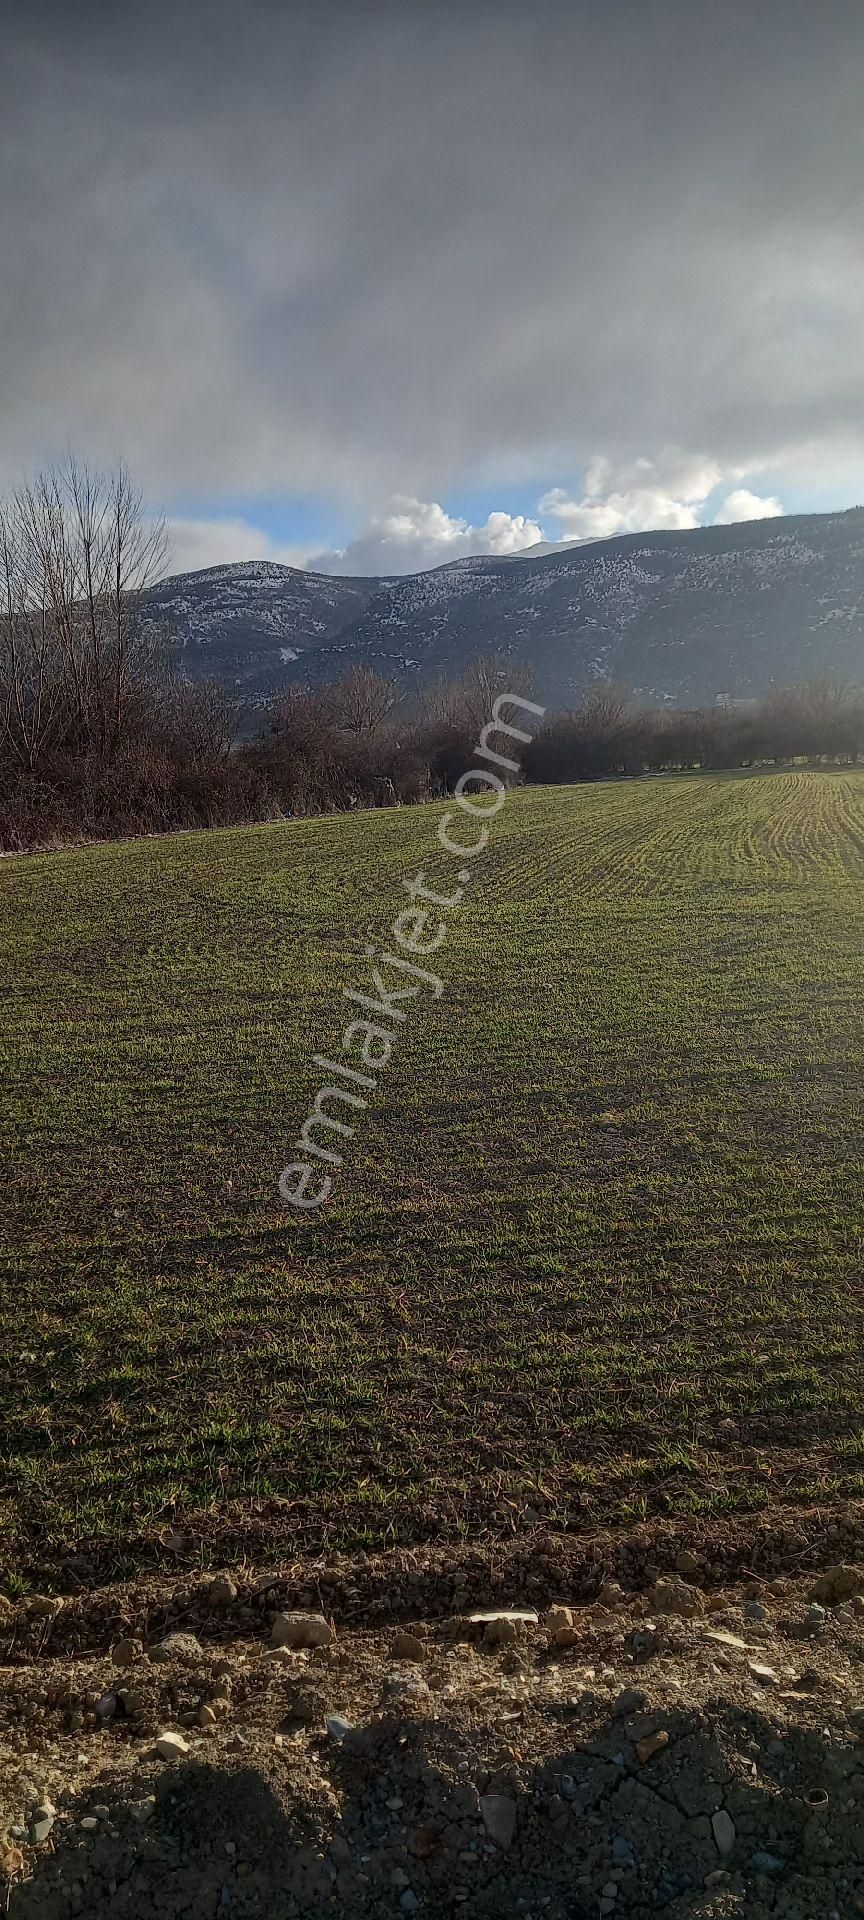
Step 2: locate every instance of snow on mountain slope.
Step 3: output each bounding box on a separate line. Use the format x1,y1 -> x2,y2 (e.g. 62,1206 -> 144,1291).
140,508 -> 864,714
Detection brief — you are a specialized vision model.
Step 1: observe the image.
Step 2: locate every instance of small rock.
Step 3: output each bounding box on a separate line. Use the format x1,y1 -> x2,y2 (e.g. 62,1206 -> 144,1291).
96,1691 -> 117,1720
198,1704 -> 218,1727
209,1574 -> 238,1608
748,1662 -> 776,1686
30,1806 -> 55,1845
635,1729 -> 669,1764
149,1632 -> 202,1665
80,1817 -> 99,1832
629,1627 -> 659,1659
544,1605 -> 575,1634
614,1688 -> 646,1716
271,1611 -> 334,1649
712,1809 -> 736,1856
602,1882 -> 618,1900
705,1869 -> 730,1888
808,1565 -> 864,1605
597,1581 -> 627,1608
129,1800 -> 154,1825
153,1730 -> 191,1760
480,1793 -> 516,1849
484,1616 -> 519,1646
326,1715 -> 353,1742
612,1835 -> 632,1860
400,1895 -> 419,1915
676,1550 -> 702,1578
745,1601 -> 767,1621
111,1637 -> 139,1668
392,1631 -> 426,1661
650,1576 -> 704,1619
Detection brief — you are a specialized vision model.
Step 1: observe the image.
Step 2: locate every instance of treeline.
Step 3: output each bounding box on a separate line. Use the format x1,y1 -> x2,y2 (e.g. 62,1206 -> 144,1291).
3,460 -> 864,851
522,677 -> 864,783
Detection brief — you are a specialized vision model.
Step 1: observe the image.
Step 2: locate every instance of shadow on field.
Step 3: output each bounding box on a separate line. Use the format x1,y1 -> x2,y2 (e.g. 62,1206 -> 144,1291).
9,1698 -> 864,1918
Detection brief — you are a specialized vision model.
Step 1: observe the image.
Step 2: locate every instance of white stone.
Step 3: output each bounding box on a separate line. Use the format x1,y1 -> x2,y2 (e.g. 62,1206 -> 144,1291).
153,1730 -> 190,1760
271,1611 -> 334,1649
467,1609 -> 538,1625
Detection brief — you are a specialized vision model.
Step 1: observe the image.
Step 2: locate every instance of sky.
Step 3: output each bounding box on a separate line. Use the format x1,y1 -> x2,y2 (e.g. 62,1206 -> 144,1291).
2,0 -> 864,578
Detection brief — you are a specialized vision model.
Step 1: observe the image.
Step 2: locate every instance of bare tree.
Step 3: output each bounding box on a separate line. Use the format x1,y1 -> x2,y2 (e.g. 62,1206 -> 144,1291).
0,502 -> 64,771
325,664 -> 398,737
107,463 -> 168,749
0,456 -> 167,770
160,674 -> 238,762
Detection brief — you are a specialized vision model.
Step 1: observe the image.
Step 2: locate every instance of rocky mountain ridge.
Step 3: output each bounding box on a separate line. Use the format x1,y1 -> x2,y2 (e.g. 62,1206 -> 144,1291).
141,507 -> 864,715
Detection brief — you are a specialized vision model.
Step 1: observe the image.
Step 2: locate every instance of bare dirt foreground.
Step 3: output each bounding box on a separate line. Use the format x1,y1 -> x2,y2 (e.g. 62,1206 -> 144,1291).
6,1540 -> 864,1919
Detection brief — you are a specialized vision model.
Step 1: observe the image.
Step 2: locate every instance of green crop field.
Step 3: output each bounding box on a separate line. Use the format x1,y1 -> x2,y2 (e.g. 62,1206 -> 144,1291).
3,770 -> 864,1584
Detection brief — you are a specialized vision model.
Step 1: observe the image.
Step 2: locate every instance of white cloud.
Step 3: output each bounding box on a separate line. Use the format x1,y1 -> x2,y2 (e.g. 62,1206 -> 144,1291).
312,496 -> 543,576
159,453 -> 790,584
713,488 -> 784,524
165,515 -> 310,576
539,448 -> 728,545
162,459 -> 789,584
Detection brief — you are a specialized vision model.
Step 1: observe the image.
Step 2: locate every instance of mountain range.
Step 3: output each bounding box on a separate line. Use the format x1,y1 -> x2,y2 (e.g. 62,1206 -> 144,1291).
141,505 -> 864,717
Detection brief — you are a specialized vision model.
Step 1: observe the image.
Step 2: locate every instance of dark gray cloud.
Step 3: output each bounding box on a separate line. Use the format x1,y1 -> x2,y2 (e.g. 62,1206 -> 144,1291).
2,0 -> 863,520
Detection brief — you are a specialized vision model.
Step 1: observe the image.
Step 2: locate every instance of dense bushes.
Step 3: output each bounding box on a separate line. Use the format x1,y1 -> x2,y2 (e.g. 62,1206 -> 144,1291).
0,657 -> 529,848
3,644 -> 864,853
0,669 -> 436,849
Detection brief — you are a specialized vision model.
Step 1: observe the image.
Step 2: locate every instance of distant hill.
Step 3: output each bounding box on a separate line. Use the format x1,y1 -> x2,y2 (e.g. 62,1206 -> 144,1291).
142,507 -> 864,716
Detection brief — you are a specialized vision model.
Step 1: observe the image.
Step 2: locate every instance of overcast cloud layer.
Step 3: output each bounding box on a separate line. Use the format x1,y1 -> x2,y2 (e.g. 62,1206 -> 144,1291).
2,0 -> 863,575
